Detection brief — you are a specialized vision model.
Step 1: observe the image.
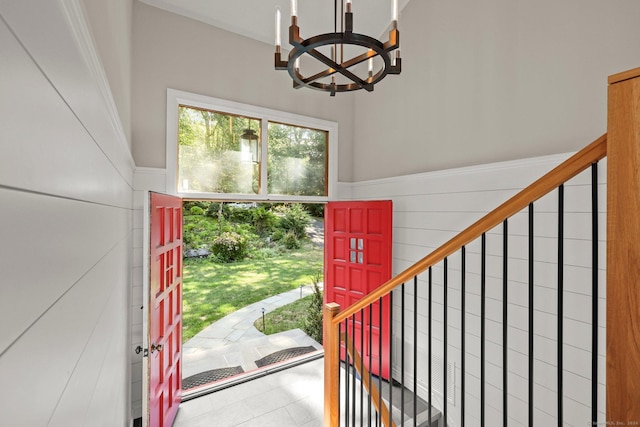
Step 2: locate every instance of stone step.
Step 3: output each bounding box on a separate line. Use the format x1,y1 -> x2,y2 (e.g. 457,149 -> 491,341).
182,328 -> 322,378
339,368 -> 443,427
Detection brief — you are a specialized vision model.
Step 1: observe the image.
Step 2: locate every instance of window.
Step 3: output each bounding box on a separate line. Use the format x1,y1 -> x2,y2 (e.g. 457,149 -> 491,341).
167,90 -> 337,201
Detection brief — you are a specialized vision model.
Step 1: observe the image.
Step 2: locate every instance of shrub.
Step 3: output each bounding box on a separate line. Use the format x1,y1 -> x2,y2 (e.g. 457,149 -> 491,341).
182,216 -> 218,251
303,272 -> 324,344
205,202 -> 224,218
251,206 -> 278,235
227,204 -> 254,222
304,203 -> 325,218
281,230 -> 301,249
183,201 -> 208,212
189,206 -> 204,215
279,203 -> 311,239
211,231 -> 248,262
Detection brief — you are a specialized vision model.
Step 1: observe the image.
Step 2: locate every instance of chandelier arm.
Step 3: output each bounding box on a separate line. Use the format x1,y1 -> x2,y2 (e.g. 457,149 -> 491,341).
382,28 -> 400,51
302,67 -> 338,85
339,50 -> 378,70
304,48 -> 372,91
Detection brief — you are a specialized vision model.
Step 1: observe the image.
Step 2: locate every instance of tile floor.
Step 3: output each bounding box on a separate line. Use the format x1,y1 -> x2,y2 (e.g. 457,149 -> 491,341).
174,357 -> 325,427
174,356 -> 439,427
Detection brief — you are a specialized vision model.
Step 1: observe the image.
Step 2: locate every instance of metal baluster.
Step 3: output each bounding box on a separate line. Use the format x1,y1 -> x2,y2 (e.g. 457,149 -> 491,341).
481,234 -> 486,427
558,185 -> 564,427
352,313 -> 357,427
428,267 -> 433,426
444,257 -> 448,426
338,320 -> 342,426
401,282 -> 406,425
503,220 -> 508,427
369,305 -> 373,427
360,308 -> 365,427
461,246 -> 466,427
591,163 -> 599,424
345,318 -> 350,427
413,275 -> 418,427
388,291 -> 393,427
528,202 -> 534,427
378,298 -> 383,427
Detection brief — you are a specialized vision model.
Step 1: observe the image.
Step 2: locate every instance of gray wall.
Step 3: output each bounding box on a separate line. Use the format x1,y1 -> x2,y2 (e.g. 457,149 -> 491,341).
0,1 -> 134,425
131,1 -> 356,182
351,0 -> 640,181
130,0 -> 640,183
82,0 -> 133,147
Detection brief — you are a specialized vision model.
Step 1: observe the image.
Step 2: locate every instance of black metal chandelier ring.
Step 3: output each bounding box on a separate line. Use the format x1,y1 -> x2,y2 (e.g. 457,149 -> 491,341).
274,1 -> 402,96
286,31 -> 398,94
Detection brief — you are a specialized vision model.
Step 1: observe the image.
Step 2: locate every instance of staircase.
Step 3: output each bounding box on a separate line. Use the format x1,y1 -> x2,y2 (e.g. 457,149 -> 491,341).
323,67 -> 640,426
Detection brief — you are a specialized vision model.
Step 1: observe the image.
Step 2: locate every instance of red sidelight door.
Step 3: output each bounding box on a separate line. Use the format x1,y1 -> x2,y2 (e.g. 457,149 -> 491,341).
324,201 -> 392,379
148,192 -> 183,427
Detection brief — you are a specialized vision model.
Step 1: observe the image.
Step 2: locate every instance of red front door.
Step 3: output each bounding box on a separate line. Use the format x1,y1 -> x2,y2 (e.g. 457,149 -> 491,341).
149,192 -> 183,427
324,200 -> 392,379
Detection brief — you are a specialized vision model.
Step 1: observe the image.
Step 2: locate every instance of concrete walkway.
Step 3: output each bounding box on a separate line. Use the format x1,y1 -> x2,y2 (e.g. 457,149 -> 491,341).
182,283 -> 324,378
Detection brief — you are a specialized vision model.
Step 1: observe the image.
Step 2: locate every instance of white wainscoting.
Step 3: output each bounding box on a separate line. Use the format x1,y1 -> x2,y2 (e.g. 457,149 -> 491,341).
342,153 -> 607,426
0,2 -> 134,425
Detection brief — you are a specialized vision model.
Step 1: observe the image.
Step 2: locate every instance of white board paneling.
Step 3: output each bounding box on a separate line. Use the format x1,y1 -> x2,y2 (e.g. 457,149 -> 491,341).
0,188 -> 130,354
345,152 -> 607,427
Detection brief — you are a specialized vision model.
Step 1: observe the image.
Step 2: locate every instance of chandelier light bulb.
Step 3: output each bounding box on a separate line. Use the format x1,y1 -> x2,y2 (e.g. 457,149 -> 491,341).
392,0 -> 398,23
275,8 -> 281,47
291,0 -> 297,17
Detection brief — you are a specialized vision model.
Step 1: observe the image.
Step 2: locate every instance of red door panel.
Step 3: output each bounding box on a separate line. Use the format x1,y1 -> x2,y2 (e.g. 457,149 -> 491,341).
324,200 -> 392,379
149,192 -> 183,427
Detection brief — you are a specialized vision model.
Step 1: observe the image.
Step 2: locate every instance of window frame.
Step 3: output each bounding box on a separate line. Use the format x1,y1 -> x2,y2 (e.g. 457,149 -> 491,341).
166,89 -> 338,201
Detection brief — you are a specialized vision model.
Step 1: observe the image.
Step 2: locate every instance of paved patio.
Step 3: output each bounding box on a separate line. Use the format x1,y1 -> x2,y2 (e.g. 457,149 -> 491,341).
182,284 -> 324,380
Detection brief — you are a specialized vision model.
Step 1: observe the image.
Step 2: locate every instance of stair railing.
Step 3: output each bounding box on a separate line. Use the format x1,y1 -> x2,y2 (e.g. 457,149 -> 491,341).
324,132 -> 607,426
324,66 -> 640,426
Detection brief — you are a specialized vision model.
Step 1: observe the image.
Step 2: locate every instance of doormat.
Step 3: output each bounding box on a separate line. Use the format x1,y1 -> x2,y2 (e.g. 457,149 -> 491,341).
182,366 -> 244,390
255,346 -> 317,368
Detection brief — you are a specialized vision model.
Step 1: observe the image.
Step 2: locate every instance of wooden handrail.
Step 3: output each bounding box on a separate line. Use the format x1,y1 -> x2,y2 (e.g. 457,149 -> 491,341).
332,133 -> 607,325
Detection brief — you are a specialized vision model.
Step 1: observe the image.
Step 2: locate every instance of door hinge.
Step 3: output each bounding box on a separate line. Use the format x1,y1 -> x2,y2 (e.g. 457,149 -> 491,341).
135,346 -> 149,357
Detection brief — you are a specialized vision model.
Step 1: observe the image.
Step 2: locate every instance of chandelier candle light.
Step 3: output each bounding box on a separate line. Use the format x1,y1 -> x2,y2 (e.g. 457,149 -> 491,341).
275,0 -> 401,96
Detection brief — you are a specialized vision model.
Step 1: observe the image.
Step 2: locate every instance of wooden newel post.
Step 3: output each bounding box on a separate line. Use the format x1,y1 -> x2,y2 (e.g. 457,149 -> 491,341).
323,302 -> 341,427
607,66 -> 640,423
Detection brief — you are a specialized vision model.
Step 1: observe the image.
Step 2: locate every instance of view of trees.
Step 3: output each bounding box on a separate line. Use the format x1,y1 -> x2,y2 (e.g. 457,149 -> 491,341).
177,105 -> 327,197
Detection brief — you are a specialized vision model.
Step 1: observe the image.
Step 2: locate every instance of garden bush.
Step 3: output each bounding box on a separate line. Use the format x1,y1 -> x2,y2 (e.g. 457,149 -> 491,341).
182,216 -> 218,251
211,231 -> 248,262
304,203 -> 325,218
281,230 -> 301,249
278,203 -> 311,239
189,206 -> 204,215
303,273 -> 324,344
251,206 -> 278,236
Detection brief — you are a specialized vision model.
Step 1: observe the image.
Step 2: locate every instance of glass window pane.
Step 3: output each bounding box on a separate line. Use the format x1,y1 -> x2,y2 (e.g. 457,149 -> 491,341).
177,105 -> 260,194
267,122 -> 328,196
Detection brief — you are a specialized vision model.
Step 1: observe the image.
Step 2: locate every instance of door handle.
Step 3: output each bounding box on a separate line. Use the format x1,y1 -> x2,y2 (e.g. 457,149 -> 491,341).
150,343 -> 164,353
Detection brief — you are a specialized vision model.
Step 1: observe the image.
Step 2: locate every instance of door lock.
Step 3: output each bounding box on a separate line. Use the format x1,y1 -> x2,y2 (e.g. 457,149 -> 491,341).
150,343 -> 164,353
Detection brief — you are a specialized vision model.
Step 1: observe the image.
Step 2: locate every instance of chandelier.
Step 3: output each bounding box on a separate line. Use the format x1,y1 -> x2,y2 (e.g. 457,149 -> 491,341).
274,0 -> 401,96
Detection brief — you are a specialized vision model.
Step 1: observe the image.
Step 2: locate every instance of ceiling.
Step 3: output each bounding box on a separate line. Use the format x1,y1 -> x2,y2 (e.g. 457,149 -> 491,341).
138,0 -> 412,47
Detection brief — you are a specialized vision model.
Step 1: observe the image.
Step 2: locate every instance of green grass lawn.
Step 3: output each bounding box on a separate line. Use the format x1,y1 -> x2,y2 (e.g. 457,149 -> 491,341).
182,242 -> 323,341
253,294 -> 312,335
